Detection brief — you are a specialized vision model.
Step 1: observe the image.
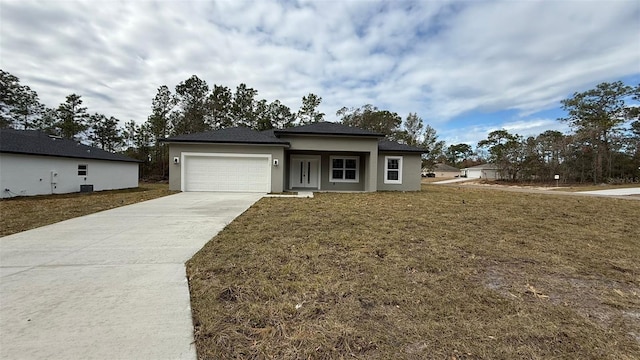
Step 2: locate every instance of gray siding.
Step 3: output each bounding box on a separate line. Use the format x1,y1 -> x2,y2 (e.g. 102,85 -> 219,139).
168,143 -> 285,192
377,153 -> 422,191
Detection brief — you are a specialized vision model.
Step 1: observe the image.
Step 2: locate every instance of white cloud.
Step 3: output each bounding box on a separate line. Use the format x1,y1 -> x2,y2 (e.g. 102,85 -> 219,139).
0,0 -> 638,130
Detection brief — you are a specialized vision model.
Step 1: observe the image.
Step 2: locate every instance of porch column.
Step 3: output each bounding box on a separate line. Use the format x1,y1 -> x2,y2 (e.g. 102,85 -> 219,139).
366,152 -> 378,191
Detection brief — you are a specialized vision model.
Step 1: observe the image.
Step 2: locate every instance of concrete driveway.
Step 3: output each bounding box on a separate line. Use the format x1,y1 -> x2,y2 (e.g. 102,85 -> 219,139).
576,187 -> 640,196
0,192 -> 263,360
432,178 -> 473,184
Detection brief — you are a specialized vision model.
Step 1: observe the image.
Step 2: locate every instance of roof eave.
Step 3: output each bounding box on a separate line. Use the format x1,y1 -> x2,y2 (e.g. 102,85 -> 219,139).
160,139 -> 290,147
273,131 -> 384,138
0,150 -> 143,163
378,149 -> 428,154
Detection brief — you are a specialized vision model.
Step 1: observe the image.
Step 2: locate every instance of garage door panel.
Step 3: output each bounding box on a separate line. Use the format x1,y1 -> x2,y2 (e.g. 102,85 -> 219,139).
184,155 -> 270,192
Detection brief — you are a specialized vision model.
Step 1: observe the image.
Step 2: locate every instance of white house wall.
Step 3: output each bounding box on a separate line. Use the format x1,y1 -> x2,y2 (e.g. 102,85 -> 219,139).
464,168 -> 499,179
465,169 -> 482,179
0,153 -> 139,198
435,171 -> 461,178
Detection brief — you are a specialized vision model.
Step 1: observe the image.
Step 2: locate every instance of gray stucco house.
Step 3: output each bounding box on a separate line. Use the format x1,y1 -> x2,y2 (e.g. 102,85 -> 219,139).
162,122 -> 426,193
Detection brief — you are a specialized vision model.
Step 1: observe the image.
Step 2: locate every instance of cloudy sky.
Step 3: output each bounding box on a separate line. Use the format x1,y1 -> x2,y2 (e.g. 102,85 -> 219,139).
2,0 -> 639,146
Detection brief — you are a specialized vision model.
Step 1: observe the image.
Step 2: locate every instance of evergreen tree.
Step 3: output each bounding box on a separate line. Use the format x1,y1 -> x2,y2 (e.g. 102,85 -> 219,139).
268,100 -> 295,129
231,83 -> 257,128
88,113 -> 123,152
559,81 -> 635,183
56,94 -> 89,140
337,104 -> 401,137
297,93 -> 324,125
208,85 -> 233,129
172,75 -> 210,135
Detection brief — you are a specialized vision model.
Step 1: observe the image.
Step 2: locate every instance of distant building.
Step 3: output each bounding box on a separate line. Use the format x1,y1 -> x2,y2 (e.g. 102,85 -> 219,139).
461,163 -> 500,179
423,163 -> 461,178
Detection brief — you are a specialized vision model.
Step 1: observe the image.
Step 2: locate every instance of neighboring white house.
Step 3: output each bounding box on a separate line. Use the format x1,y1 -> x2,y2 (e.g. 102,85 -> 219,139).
461,163 -> 500,179
429,163 -> 462,178
0,129 -> 140,198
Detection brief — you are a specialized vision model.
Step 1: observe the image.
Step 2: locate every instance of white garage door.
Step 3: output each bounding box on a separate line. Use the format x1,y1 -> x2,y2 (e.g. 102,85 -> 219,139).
184,155 -> 270,192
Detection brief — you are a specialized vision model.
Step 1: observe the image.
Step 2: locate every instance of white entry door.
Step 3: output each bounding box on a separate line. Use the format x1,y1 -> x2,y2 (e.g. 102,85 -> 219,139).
290,156 -> 320,189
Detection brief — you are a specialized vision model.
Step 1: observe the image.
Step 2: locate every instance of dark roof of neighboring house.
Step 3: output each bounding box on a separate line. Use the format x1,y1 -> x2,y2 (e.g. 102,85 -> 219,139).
433,163 -> 460,172
161,126 -> 289,145
0,129 -> 140,162
273,122 -> 384,137
378,139 -> 427,153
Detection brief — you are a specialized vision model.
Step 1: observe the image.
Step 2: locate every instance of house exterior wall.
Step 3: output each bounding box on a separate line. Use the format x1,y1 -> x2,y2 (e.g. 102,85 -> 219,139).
434,171 -> 461,178
319,153 -> 366,191
464,169 -> 480,178
167,137 -> 423,193
281,136 -> 379,191
0,153 -> 139,198
286,151 -> 367,191
376,153 -> 422,191
464,168 -> 499,179
168,143 -> 285,193
482,169 -> 499,179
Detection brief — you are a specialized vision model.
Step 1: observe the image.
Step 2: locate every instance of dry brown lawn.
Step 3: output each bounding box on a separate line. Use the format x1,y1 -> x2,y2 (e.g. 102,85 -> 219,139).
187,184 -> 640,359
0,183 -> 175,237
421,176 -> 457,183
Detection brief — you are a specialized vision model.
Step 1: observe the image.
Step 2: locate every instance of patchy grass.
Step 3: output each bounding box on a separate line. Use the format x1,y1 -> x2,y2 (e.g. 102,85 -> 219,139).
187,184 -> 640,359
0,183 -> 175,237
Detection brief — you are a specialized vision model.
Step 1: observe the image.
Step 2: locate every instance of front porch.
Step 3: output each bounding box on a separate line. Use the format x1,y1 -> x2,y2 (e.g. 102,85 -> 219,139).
285,151 -> 377,192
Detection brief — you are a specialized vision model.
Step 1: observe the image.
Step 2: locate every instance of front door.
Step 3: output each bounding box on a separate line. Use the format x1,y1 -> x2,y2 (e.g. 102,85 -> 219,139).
290,156 -> 320,189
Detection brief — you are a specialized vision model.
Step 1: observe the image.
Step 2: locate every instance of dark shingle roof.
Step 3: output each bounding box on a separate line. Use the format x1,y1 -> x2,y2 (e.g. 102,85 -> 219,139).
0,129 -> 140,162
273,122 -> 384,137
162,127 -> 289,145
378,139 -> 427,153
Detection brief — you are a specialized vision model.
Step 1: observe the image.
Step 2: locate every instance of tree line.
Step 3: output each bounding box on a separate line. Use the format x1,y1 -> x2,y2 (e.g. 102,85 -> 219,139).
468,82 -> 639,184
0,70 -> 441,178
2,69 -> 638,183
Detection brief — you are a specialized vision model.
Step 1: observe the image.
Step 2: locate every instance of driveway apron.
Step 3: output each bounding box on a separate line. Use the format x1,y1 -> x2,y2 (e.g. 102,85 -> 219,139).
0,192 -> 262,360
